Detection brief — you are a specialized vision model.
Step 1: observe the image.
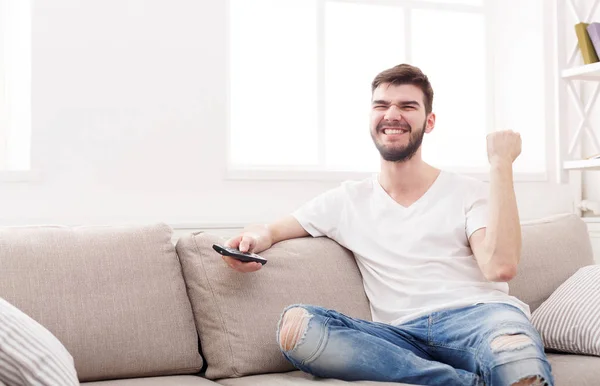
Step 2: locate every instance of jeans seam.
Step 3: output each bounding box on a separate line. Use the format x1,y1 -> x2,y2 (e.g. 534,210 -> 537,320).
300,316 -> 331,366
484,352 -> 549,369
428,342 -> 479,355
430,310 -> 450,323
427,315 -> 432,344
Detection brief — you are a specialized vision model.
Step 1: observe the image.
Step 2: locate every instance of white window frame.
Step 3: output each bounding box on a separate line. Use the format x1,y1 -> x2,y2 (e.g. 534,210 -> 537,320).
0,0 -> 36,182
0,0 -> 9,172
225,0 -> 551,182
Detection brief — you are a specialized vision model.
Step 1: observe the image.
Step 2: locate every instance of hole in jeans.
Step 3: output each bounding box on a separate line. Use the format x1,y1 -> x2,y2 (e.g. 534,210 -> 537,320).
491,334 -> 534,353
278,307 -> 311,352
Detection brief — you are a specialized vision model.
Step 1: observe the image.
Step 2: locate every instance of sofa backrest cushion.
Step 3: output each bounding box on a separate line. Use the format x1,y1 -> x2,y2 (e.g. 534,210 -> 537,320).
509,213 -> 595,312
0,297 -> 79,385
0,224 -> 203,382
176,233 -> 372,380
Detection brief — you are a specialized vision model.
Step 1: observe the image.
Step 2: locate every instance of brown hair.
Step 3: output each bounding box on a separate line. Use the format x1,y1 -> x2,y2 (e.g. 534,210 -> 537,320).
371,64 -> 434,114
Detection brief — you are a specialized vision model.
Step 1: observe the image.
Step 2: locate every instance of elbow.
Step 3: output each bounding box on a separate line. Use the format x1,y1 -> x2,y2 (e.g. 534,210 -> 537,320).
483,260 -> 518,282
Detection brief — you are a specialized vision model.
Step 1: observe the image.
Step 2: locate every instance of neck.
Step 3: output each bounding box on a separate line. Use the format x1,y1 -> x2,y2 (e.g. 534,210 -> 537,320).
378,150 -> 440,195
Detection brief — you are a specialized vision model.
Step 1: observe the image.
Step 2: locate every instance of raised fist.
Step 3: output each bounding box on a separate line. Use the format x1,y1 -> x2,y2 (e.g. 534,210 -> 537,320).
487,130 -> 521,165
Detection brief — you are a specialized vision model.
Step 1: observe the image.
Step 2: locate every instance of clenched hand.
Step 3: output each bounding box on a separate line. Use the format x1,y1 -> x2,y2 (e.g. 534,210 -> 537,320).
487,130 -> 521,166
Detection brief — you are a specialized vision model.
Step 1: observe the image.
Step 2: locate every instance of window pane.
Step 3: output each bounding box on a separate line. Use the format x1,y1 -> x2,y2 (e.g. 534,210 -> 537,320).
324,2 -> 405,172
492,0 -> 545,173
1,0 -> 31,170
411,9 -> 488,168
0,2 -> 6,170
229,0 -> 318,167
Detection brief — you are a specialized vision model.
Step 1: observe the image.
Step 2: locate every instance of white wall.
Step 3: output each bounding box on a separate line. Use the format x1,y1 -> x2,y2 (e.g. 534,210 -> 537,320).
0,0 -> 575,227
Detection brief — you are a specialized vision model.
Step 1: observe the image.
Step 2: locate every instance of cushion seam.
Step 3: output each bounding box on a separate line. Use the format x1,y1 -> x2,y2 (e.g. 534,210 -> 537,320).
191,234 -> 242,378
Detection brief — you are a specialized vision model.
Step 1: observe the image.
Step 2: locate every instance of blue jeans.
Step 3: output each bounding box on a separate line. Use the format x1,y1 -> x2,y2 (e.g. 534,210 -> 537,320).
277,303 -> 553,386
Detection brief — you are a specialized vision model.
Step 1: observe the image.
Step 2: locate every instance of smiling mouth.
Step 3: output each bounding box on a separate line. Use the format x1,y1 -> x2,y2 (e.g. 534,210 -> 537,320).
382,128 -> 409,135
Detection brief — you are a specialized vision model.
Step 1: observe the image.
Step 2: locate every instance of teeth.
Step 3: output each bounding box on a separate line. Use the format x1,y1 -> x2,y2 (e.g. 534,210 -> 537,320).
384,129 -> 407,134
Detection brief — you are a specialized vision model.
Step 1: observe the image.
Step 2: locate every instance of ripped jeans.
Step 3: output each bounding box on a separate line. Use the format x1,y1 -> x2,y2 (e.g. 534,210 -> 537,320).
277,303 -> 553,386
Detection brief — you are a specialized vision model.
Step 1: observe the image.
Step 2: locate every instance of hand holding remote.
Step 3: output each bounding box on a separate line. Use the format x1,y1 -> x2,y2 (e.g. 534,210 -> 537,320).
218,233 -> 265,273
228,232 -> 259,254
213,244 -> 267,265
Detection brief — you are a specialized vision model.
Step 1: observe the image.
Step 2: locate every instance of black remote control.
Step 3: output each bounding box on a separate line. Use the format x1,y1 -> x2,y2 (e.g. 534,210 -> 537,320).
212,244 -> 268,265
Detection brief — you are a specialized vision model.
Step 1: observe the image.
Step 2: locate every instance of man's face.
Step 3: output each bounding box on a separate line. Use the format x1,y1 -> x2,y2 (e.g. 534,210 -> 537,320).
370,83 -> 434,162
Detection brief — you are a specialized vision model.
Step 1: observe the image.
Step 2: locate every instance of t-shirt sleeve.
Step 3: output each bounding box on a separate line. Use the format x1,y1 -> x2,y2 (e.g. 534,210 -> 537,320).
465,180 -> 489,238
291,185 -> 345,239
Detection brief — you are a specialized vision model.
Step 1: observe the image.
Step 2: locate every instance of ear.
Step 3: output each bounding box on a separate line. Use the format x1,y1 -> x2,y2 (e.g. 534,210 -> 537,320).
425,112 -> 436,133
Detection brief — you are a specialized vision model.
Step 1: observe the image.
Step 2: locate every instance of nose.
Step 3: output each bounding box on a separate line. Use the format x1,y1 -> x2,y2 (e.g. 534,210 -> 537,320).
383,104 -> 403,122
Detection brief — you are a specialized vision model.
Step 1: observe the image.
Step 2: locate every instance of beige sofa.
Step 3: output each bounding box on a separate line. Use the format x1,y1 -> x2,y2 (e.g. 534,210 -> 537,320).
0,213 -> 598,385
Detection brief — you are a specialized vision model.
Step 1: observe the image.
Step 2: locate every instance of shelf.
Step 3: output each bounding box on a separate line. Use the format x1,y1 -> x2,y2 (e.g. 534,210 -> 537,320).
561,62 -> 600,80
563,158 -> 600,170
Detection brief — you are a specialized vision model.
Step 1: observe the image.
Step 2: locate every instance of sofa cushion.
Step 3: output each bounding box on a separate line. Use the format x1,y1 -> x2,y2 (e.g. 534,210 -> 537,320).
532,265 -> 600,356
83,375 -> 220,385
215,371 -> 412,385
0,224 -> 203,382
176,233 -> 372,380
508,214 -> 594,312
546,353 -> 600,386
0,297 -> 79,385
211,354 -> 600,386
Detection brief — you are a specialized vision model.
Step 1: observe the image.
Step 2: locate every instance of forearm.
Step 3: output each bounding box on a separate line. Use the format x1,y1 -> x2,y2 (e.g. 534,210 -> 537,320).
483,160 -> 522,280
240,215 -> 309,253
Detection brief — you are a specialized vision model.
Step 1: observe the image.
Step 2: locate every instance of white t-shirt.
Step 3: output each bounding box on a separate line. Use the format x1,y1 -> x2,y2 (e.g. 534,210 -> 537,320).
292,170 -> 530,326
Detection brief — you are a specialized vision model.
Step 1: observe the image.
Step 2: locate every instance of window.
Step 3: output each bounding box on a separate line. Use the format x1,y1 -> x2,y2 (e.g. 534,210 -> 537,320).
0,0 -> 32,171
228,0 -> 546,178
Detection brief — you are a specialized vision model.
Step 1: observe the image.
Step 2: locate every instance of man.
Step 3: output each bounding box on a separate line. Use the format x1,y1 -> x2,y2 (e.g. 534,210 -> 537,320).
220,64 -> 552,386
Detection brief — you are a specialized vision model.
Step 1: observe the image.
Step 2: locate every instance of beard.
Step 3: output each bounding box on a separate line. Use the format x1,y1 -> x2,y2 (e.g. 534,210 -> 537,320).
370,120 -> 426,162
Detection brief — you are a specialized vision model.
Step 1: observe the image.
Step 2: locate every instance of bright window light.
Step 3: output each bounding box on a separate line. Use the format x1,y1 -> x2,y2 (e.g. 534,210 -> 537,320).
228,0 -> 546,176
0,0 -> 31,171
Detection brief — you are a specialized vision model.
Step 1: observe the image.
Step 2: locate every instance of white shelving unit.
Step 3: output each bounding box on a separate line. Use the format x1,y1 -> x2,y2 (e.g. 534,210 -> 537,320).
555,0 -> 600,219
564,157 -> 600,170
562,61 -> 600,80
558,59 -> 600,177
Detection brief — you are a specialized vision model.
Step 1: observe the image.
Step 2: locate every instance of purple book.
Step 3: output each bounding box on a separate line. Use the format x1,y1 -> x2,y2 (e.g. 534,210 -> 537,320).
587,22 -> 600,59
